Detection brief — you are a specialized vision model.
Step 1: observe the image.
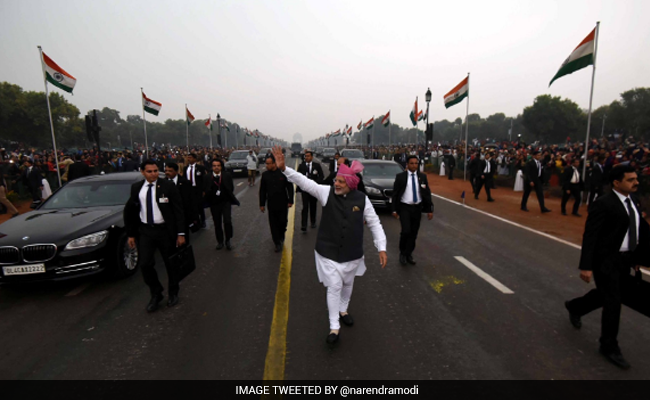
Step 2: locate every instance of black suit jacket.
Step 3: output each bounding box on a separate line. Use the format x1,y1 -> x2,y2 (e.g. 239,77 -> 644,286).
579,192 -> 649,272
122,160 -> 139,172
445,154 -> 456,168
478,159 -> 496,180
524,159 -> 543,185
169,175 -> 198,229
391,171 -> 433,214
259,169 -> 294,210
468,157 -> 480,175
185,163 -> 207,190
589,164 -> 604,189
296,161 -> 324,193
203,172 -> 240,206
394,153 -> 407,167
67,161 -> 91,182
22,166 -> 43,190
561,166 -> 583,190
125,179 -> 185,240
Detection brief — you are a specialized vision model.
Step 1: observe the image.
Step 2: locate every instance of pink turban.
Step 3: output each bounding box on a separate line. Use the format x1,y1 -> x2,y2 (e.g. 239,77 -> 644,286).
337,161 -> 364,190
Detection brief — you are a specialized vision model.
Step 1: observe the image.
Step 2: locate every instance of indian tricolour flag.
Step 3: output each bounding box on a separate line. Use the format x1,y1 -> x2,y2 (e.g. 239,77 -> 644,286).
364,117 -> 374,130
186,107 -> 195,126
142,92 -> 162,116
205,117 -> 212,130
444,77 -> 469,109
357,120 -> 363,130
549,27 -> 596,86
41,52 -> 76,94
381,111 -> 390,127
409,98 -> 419,125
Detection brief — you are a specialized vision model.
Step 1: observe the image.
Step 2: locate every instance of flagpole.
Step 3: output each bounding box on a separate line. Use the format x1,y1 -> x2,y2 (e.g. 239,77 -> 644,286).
37,46 -> 62,188
464,73 -> 470,182
141,88 -> 148,159
372,115 -> 375,156
388,109 -> 391,147
582,21 -> 600,180
209,114 -> 213,149
185,104 -> 189,150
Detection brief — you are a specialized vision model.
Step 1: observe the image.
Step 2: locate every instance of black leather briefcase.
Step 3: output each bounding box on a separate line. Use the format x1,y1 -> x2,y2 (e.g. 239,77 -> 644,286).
170,245 -> 196,282
623,270 -> 650,318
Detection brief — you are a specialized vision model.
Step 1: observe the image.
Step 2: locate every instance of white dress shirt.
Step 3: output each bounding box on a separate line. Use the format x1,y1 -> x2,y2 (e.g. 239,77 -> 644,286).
170,175 -> 178,185
484,160 -> 491,174
400,172 -> 421,205
186,163 -> 197,186
138,181 -> 165,224
613,189 -> 640,252
570,167 -> 580,184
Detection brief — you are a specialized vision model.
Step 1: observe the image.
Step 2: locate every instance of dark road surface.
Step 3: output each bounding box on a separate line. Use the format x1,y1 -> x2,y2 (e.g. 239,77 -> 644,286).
1,158 -> 649,380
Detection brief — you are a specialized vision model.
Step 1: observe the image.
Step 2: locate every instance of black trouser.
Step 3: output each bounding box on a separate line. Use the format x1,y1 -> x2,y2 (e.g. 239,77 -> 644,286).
268,206 -> 289,245
567,254 -> 635,352
398,203 -> 422,257
521,181 -> 545,210
469,173 -> 478,193
301,191 -> 317,228
138,224 -> 179,296
588,186 -> 604,206
475,176 -> 493,200
561,184 -> 582,214
192,187 -> 206,223
210,201 -> 233,243
447,166 -> 454,180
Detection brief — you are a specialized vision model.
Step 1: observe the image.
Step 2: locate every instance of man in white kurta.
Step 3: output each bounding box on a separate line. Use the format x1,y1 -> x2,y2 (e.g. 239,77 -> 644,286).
272,146 -> 387,344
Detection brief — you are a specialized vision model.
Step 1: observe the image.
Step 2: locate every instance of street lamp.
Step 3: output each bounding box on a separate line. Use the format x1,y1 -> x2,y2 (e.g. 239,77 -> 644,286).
425,88 -> 432,147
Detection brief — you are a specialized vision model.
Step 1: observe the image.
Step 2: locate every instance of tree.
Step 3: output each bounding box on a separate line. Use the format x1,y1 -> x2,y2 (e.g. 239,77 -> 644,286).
522,95 -> 585,144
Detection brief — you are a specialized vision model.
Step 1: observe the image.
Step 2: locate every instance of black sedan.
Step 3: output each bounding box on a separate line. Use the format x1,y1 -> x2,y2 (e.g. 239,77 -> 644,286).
360,160 -> 404,209
0,172 -> 143,283
225,150 -> 252,177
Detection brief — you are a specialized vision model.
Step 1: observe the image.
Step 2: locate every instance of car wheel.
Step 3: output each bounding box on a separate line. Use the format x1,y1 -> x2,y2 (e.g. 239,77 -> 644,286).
114,233 -> 138,279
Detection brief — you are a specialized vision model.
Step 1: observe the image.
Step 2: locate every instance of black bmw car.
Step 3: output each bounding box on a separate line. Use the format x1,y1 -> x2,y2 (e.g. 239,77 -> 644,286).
360,160 -> 404,209
0,172 -> 143,283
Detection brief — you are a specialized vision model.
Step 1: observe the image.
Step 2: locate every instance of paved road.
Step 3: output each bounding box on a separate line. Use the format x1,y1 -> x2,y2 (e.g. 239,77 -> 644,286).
1,158 -> 649,380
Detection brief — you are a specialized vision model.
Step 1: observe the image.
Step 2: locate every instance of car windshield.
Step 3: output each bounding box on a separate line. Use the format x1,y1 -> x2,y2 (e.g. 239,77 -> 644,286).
362,163 -> 404,178
41,180 -> 133,209
323,149 -> 335,155
261,149 -> 271,154
230,152 -> 248,160
341,150 -> 363,158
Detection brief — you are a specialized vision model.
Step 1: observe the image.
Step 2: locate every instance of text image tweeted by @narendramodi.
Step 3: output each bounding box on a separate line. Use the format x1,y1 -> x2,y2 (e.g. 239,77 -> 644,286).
236,385 -> 419,396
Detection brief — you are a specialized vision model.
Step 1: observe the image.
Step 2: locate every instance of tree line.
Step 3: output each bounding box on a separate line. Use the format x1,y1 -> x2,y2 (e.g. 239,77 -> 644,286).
0,81 -> 648,150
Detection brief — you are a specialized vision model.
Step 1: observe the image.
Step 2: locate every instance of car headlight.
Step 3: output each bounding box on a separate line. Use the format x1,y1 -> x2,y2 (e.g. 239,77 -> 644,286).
64,231 -> 108,251
366,187 -> 382,196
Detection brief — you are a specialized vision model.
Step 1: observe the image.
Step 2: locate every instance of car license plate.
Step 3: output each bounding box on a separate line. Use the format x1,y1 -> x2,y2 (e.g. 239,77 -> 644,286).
3,264 -> 46,276
234,169 -> 242,173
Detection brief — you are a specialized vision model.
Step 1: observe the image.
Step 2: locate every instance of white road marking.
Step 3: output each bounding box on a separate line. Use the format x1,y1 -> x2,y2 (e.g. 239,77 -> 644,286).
65,282 -> 92,297
454,256 -> 514,294
237,182 -> 244,187
433,193 -> 650,277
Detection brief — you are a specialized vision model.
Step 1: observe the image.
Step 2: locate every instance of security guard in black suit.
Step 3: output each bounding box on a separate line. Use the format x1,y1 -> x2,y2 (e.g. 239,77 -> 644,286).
21,159 -> 43,203
165,162 -> 198,243
125,160 -> 185,312
66,155 -> 91,183
185,153 -> 208,228
204,158 -> 240,250
391,155 -> 434,266
565,165 -> 650,369
475,152 -> 496,202
588,156 -> 606,206
259,154 -> 294,252
297,150 -> 324,232
521,151 -> 551,213
561,158 -> 583,216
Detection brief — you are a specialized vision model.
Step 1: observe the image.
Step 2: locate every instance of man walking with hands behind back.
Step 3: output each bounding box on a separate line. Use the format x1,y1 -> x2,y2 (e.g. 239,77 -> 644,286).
564,165 -> 649,369
392,155 -> 434,266
185,153 -> 207,228
259,154 -> 294,252
125,160 -> 185,312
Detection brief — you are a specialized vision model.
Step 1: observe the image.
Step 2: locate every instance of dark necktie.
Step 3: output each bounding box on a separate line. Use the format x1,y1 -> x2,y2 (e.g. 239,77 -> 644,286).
146,183 -> 154,225
626,198 -> 637,252
190,165 -> 194,185
411,173 -> 418,203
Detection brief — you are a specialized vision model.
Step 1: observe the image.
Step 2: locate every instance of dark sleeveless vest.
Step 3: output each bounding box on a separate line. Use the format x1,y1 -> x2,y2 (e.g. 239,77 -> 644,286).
315,187 -> 366,263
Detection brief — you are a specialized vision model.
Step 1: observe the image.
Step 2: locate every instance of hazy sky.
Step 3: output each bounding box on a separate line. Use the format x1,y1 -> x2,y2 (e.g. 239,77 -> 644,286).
1,0 -> 649,142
